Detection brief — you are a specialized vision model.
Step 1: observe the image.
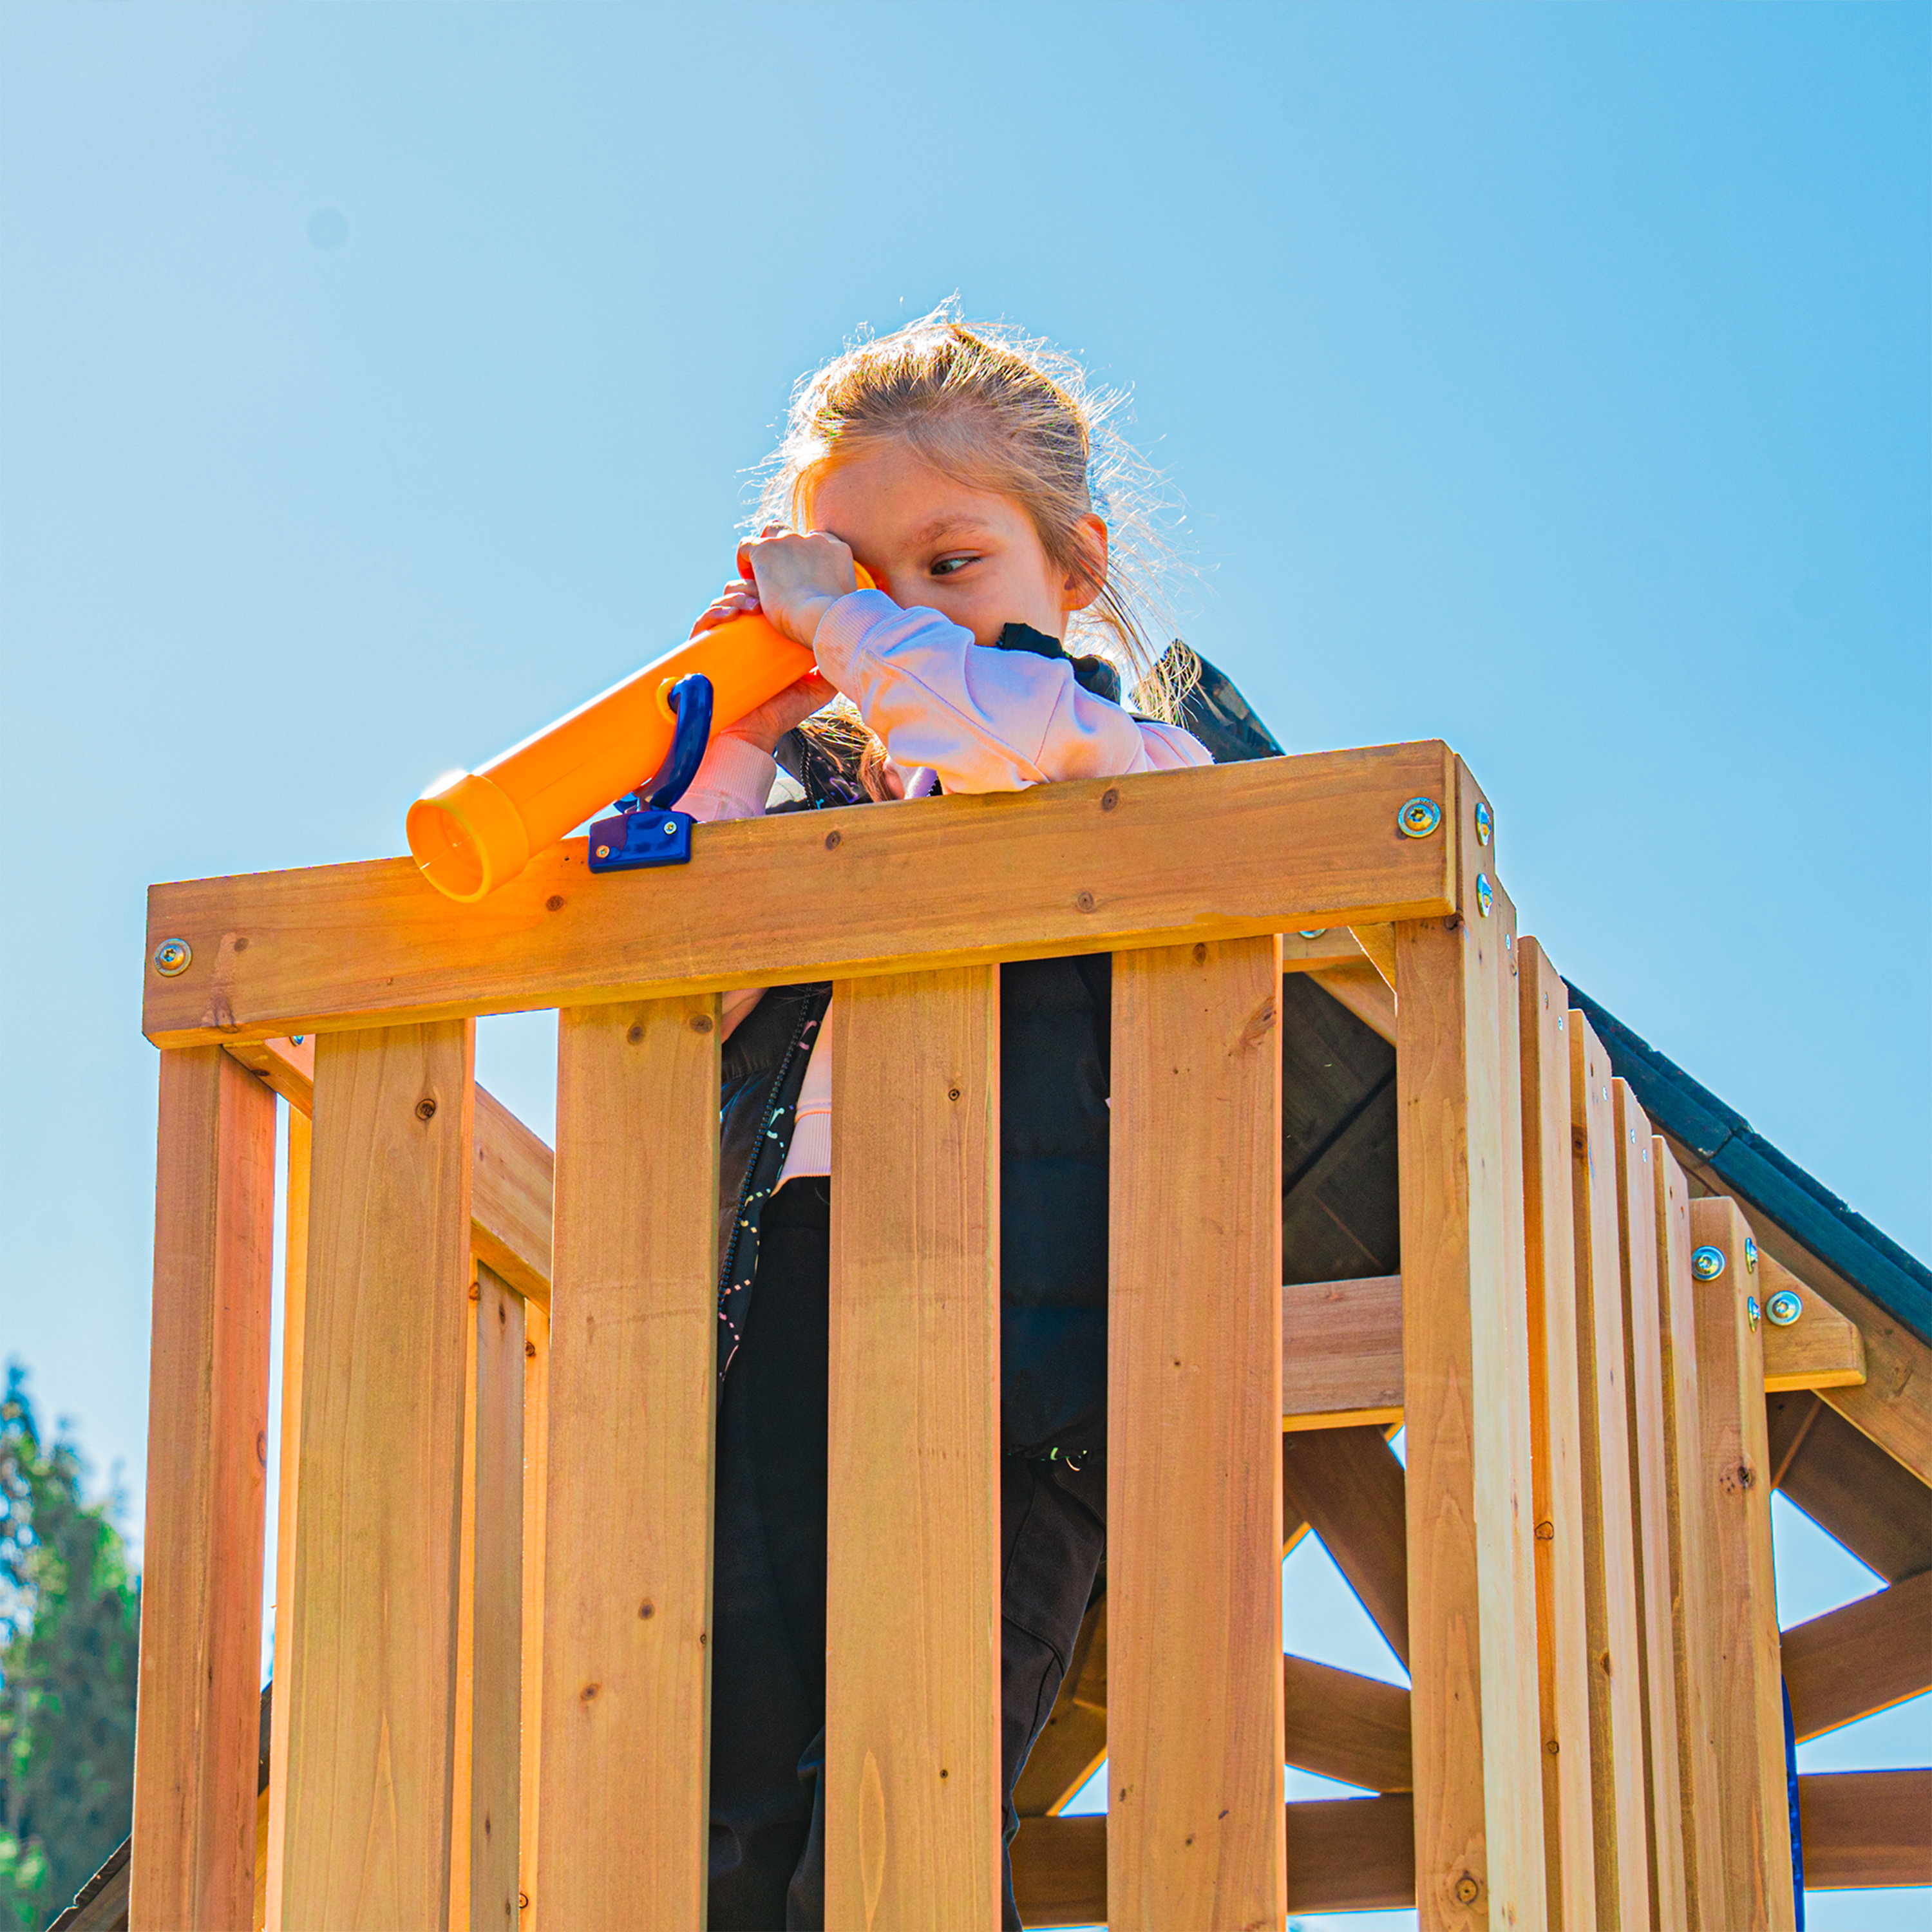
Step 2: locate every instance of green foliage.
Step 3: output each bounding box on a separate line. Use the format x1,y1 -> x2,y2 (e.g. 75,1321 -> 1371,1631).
0,1365 -> 140,1932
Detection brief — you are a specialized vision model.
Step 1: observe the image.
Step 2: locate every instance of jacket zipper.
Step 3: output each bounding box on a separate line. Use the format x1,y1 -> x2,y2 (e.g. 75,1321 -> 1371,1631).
715,998 -> 817,1303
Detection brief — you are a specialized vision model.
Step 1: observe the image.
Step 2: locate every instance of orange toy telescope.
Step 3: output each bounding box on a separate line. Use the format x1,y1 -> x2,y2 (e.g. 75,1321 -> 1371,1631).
407,570 -> 871,902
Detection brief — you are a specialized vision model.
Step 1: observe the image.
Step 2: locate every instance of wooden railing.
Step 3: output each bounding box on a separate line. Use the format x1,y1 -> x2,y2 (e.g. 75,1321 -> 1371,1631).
130,742 -> 1889,1929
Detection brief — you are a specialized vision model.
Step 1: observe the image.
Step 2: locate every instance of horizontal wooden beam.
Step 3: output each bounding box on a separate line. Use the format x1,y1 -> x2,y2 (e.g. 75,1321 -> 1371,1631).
1783,1569 -> 1932,1742
1282,1654 -> 1412,1793
1798,1768 -> 1932,1889
143,743 -> 1458,1049
1009,1795 -> 1417,1927
1307,960 -> 1397,1045
1760,1254 -> 1867,1393
222,1034 -> 556,1307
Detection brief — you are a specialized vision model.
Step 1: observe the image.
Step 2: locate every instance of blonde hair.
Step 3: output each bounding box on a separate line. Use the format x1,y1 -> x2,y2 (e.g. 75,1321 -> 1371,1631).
754,305 -> 1193,797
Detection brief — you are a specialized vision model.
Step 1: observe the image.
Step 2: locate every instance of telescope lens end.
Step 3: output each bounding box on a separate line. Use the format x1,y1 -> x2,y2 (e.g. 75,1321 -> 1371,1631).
407,772 -> 531,903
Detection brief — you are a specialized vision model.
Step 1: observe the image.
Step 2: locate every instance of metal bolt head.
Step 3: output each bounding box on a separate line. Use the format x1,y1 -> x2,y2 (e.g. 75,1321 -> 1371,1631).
1473,799 -> 1493,846
1692,1244 -> 1727,1281
1475,872 -> 1493,918
1766,1289 -> 1803,1327
153,938 -> 193,977
1747,1294 -> 1761,1331
596,844 -> 611,858
1296,929 -> 1328,940
1397,795 -> 1443,838
1743,1235 -> 1758,1273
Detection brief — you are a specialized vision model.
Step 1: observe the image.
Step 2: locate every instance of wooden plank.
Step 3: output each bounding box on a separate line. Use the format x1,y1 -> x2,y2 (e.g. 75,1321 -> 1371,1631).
1310,959 -> 1397,1045
1516,938 -> 1596,1932
450,1285 -> 480,1932
518,1299 -> 549,1932
276,1021 -> 475,1929
1651,1141 -> 1727,1932
1280,1426 -> 1410,1667
1394,766 -> 1544,1932
143,743 -> 1459,1048
1764,1391 -> 1932,1583
1782,1569 -> 1932,1742
223,1036 -> 556,1309
1569,1014 -> 1654,1931
824,967 -> 1003,1929
468,1265 -> 524,1930
1010,1815 -> 1107,1929
1796,1769 -> 1932,1889
1280,925 -> 1371,971
536,998 -> 719,1928
1282,1273 -> 1403,1428
1012,1599 -> 1109,1819
263,1104 -> 310,1932
1614,1082 -> 1689,1932
1686,1198 -> 1796,1932
1350,921 -> 1399,991
131,1047 -> 278,1932
1757,1255 -> 1865,1392
1108,937 -> 1283,1931
1283,1654 -> 1414,1793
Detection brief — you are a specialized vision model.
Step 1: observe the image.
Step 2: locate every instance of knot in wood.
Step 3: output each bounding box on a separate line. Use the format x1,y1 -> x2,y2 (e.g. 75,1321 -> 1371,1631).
1100,787 -> 1119,812
1454,1874 -> 1481,1905
1534,1519 -> 1555,1541
545,895 -> 565,912
689,1014 -> 714,1034
414,1097 -> 437,1121
627,1024 -> 645,1045
1075,889 -> 1096,913
824,828 -> 842,851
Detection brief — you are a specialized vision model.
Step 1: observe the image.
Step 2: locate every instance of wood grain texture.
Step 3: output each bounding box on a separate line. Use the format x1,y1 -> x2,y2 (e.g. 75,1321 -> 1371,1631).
1686,1198 -> 1796,1932
1309,959 -> 1398,1045
469,1266 -> 524,1931
825,967 -> 1003,1931
263,1105 -> 310,1932
1280,1426 -> 1410,1667
517,1299 -> 548,1932
537,998 -> 719,1928
1757,1255 -> 1865,1393
1283,1654 -> 1414,1793
1569,1016 -> 1654,1932
1282,1273 -> 1404,1428
1395,775 -> 1544,1932
1651,1142 -> 1727,1932
1613,1084 -> 1688,1932
1517,940 -> 1597,1932
1781,1566 -> 1932,1742
144,743 -> 1457,1048
131,1048 -> 278,1932
1763,1392 -> 1932,1584
1795,1769 -> 1932,1889
1108,937 -> 1284,1931
277,1021 -> 475,1931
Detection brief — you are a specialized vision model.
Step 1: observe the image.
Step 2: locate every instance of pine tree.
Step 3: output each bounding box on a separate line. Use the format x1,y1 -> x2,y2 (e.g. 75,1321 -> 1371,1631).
0,1364 -> 141,1932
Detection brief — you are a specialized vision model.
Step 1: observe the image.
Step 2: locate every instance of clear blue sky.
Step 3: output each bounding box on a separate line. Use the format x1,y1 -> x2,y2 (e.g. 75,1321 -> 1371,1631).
2,6 -> 1925,1923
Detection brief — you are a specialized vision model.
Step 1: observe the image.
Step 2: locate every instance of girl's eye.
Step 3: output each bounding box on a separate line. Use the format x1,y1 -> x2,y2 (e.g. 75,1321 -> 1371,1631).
929,554 -> 978,578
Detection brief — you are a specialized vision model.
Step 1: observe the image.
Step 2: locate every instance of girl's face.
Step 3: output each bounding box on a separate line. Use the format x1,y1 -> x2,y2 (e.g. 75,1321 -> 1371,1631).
809,439 -> 1106,648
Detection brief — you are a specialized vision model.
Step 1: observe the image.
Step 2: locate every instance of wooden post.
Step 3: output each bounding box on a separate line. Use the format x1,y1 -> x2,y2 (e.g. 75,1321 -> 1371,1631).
1686,1198 -> 1797,1932
1517,940 -> 1596,1932
537,998 -> 720,1928
1569,1015 -> 1654,1931
1109,936 -> 1283,1931
469,1264 -> 525,1929
1395,774 -> 1545,1932
276,1021 -> 476,1929
826,967 -> 1003,1931
518,1297 -> 549,1932
1651,1143 -> 1727,1932
1613,1082 -> 1689,1932
131,1047 -> 278,1932
264,1104 -> 311,1932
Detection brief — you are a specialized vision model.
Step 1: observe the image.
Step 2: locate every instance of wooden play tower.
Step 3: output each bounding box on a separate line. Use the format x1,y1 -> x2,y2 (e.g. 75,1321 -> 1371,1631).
120,743 -> 1929,1929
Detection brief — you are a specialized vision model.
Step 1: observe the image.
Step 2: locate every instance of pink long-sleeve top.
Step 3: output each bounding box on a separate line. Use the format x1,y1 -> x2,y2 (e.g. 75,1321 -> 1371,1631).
679,589 -> 1211,1184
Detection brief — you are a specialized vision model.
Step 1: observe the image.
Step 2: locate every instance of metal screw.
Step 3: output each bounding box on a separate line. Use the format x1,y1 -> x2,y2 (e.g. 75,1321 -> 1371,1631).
1297,929 -> 1328,940
664,821 -> 677,835
153,938 -> 193,976
1454,1874 -> 1481,1905
1397,796 -> 1443,838
1747,1294 -> 1761,1331
1473,800 -> 1493,846
596,845 -> 611,858
1765,1290 -> 1803,1327
290,1036 -> 305,1046
1743,1235 -> 1758,1273
1475,872 -> 1493,917
1692,1245 -> 1727,1280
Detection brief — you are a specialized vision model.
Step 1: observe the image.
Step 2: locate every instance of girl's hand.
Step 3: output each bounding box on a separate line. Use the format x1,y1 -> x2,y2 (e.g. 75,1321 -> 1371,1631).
687,580 -> 838,753
735,526 -> 859,647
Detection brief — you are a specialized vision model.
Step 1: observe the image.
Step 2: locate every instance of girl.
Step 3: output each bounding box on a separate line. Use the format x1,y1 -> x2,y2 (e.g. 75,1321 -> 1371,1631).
680,311 -> 1210,1931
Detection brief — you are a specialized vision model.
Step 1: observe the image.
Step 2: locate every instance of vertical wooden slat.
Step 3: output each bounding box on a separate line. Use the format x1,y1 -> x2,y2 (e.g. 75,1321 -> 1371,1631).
1396,771 -> 1545,1932
1517,940 -> 1596,1932
451,1285 -> 480,1932
518,1298 -> 549,1932
825,967 -> 1003,1931
264,1104 -> 311,1932
537,998 -> 719,1928
1687,1198 -> 1797,1932
132,1048 -> 278,1932
278,1020 -> 476,1930
1651,1143 -> 1727,1932
1613,1082 -> 1688,1932
1108,936 -> 1283,1932
470,1265 -> 526,1930
1569,1015 -> 1654,1932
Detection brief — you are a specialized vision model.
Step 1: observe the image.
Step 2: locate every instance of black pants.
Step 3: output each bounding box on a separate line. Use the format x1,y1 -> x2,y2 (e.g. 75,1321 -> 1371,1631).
707,1179 -> 1107,1931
